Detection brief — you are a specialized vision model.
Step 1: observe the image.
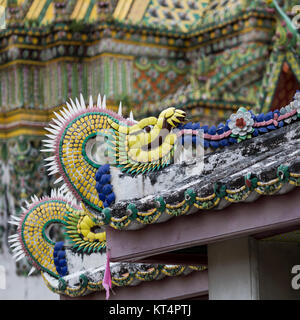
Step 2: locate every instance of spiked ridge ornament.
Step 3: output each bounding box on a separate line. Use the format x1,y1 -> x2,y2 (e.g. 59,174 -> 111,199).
41,93 -> 186,217
8,189 -> 80,278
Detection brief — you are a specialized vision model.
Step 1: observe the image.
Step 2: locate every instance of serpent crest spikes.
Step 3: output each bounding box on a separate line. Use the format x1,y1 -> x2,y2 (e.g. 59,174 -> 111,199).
41,94 -> 186,216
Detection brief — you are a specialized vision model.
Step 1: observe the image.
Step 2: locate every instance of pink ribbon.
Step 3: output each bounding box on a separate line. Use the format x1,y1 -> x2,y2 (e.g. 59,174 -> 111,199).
103,250 -> 112,300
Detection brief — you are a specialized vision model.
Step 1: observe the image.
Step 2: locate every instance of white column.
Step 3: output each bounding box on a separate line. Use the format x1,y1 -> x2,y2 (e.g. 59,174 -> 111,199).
208,237 -> 259,300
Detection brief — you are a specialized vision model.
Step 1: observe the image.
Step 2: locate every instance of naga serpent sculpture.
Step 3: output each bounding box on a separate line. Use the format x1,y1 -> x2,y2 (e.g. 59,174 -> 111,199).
9,94 -> 191,280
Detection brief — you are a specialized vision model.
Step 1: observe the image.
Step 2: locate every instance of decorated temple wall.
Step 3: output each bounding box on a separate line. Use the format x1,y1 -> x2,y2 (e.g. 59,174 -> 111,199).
1,0 -> 291,119
0,135 -> 61,298
133,56 -> 189,110
0,57 -> 133,112
0,35 -> 188,113
0,137 -> 55,283
142,11 -> 282,123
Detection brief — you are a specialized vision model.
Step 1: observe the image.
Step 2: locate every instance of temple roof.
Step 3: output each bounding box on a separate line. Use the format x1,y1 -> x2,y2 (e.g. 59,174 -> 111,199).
99,94 -> 300,231
1,0 -> 117,26
2,0 -> 293,33
1,0 -> 209,29
113,0 -> 267,33
42,262 -> 205,297
116,0 -> 209,33
0,0 -> 297,36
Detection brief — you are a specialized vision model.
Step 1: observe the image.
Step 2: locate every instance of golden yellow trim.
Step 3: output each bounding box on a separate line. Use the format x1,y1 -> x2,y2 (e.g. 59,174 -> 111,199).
0,128 -> 47,139
188,11 -> 274,35
196,193 -> 216,201
26,0 -> 50,21
291,173 -> 300,178
257,178 -> 279,186
185,26 -> 272,52
0,52 -> 134,70
113,38 -> 180,51
0,58 -> 72,69
181,205 -> 190,215
138,208 -> 157,217
127,0 -> 150,23
0,105 -> 63,118
218,109 -> 225,118
113,0 -> 124,19
137,211 -> 161,224
0,42 -> 79,54
71,0 -> 85,20
86,52 -> 134,61
226,186 -> 246,194
111,215 -> 129,223
119,0 -> 134,21
89,2 -> 97,22
113,0 -> 132,20
0,112 -> 49,124
0,36 -> 180,56
0,3 -> 5,21
194,197 -> 220,209
77,0 -> 91,21
35,0 -> 48,20
166,200 -> 186,209
41,1 -> 54,25
255,183 -> 282,195
289,180 -> 300,186
26,0 -> 41,20
112,274 -> 131,281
